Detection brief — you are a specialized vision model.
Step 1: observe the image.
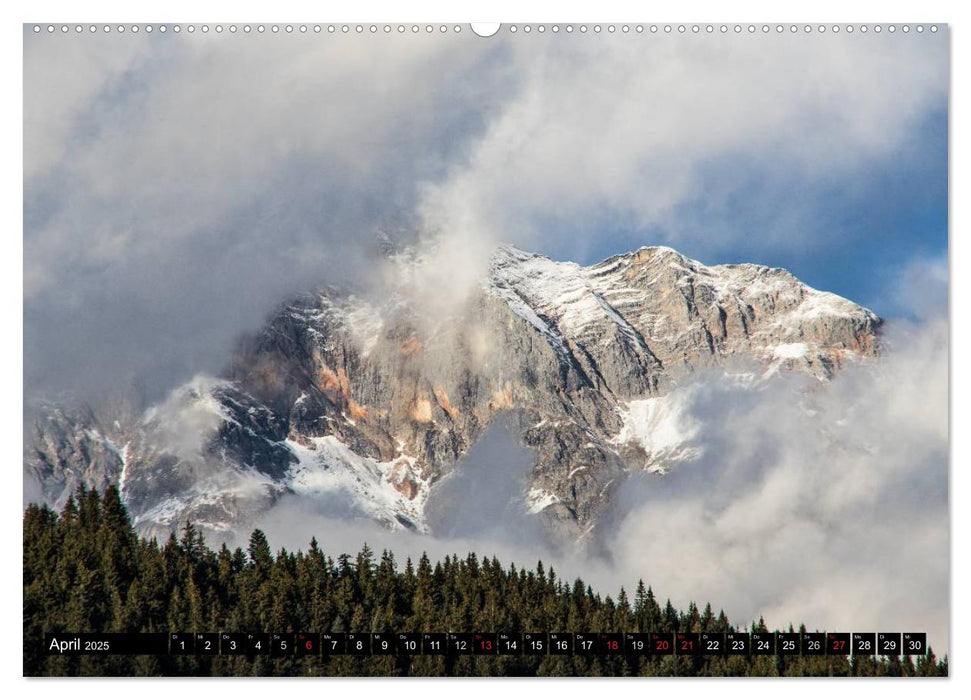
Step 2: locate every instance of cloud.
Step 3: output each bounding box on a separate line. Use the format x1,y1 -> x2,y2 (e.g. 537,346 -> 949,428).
24,32 -> 510,400
24,31 -> 155,181
141,375 -> 230,463
609,314 -> 949,652
891,254 -> 949,320
415,31 -> 948,297
423,419 -> 554,545
24,31 -> 947,404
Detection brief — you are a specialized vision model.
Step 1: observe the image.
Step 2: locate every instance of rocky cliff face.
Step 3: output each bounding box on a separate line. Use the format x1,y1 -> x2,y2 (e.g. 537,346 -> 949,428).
24,244 -> 881,542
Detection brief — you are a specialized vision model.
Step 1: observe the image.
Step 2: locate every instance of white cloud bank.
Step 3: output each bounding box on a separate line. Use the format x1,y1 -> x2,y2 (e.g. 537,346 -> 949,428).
611,315 -> 948,651
24,31 -> 508,399
23,30 -> 947,400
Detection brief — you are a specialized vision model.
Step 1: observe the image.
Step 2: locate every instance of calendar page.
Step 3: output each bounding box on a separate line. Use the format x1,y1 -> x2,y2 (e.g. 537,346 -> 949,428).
23,20 -> 949,678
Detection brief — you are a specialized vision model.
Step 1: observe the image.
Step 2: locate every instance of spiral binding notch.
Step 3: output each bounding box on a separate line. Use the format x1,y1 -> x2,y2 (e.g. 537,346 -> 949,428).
28,23 -> 942,37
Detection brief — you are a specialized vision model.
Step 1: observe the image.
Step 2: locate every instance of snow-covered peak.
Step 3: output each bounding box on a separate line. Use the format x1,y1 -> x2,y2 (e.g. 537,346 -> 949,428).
485,241 -> 879,383
27,239 -> 882,542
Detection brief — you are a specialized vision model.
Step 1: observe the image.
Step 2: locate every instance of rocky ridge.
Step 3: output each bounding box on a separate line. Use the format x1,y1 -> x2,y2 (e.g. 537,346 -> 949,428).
24,244 -> 881,542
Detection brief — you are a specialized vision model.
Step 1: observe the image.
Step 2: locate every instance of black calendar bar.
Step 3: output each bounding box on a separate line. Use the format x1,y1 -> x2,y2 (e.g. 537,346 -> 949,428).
448,633 -> 473,655
294,632 -> 319,656
321,632 -> 345,655
346,633 -> 369,655
852,633 -> 875,656
624,633 -> 651,656
473,632 -> 497,655
878,633 -> 901,655
651,632 -> 674,655
271,633 -> 294,656
195,632 -> 218,655
423,633 -> 446,654
498,632 -> 522,654
43,631 -> 931,656
726,632 -> 750,655
524,632 -> 548,655
549,632 -> 573,655
574,633 -> 597,655
397,633 -> 421,654
751,632 -> 775,655
372,633 -> 395,655
778,632 -> 800,655
169,632 -> 193,654
827,633 -> 850,656
44,633 -> 168,655
700,632 -> 725,655
598,633 -> 624,655
802,632 -> 826,656
903,633 -> 926,655
676,632 -> 700,655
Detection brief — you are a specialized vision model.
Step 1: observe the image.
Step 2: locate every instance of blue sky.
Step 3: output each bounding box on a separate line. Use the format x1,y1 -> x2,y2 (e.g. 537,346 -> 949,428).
549,106 -> 948,320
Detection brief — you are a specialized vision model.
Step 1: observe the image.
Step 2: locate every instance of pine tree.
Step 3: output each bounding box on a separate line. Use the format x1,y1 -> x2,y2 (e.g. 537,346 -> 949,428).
247,529 -> 273,571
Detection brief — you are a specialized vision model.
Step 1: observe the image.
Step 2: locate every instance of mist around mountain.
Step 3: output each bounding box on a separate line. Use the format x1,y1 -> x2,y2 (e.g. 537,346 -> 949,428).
25,241 -> 882,541
22,240 -> 948,654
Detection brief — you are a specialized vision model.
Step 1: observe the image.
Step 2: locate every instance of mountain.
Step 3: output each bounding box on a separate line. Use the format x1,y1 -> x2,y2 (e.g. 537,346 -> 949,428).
24,244 -> 881,542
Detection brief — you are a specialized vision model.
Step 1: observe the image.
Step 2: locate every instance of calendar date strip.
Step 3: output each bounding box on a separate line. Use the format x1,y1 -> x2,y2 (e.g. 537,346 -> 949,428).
44,631 -> 928,657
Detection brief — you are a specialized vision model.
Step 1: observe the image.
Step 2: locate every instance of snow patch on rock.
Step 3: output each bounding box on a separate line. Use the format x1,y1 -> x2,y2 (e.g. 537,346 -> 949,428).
612,392 -> 703,473
772,342 -> 810,360
285,436 -> 429,532
525,487 -> 561,514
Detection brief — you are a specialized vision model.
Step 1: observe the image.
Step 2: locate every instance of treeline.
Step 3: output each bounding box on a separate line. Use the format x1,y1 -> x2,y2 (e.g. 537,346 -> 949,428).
24,486 -> 947,677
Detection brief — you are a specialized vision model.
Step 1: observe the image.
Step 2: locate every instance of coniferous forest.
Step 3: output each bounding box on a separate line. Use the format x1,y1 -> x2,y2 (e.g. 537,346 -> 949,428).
23,486 -> 948,677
